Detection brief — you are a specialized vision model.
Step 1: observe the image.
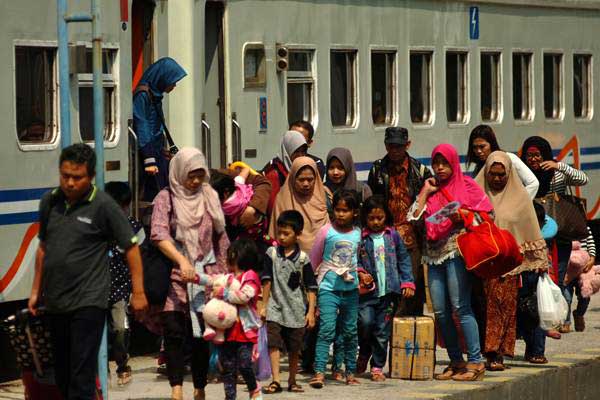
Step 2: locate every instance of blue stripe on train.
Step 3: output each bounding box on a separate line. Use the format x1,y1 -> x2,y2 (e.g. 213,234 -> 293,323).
0,188 -> 52,203
0,212 -> 39,226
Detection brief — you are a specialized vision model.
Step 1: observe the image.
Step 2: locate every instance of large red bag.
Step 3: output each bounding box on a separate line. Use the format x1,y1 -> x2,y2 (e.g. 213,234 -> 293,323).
456,211 -> 523,279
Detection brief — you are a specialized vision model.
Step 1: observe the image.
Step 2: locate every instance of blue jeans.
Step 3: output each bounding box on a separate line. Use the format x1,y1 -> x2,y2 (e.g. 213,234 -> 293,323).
358,294 -> 394,369
428,256 -> 482,363
518,271 -> 546,357
315,289 -> 359,374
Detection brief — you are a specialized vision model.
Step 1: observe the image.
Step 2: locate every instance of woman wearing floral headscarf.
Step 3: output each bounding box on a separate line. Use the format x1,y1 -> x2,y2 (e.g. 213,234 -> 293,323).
409,144 -> 493,382
151,148 -> 229,400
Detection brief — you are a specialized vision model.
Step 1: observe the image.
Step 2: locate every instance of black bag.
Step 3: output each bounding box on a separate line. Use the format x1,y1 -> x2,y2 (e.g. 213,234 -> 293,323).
536,189 -> 588,241
140,191 -> 174,306
517,292 -> 539,332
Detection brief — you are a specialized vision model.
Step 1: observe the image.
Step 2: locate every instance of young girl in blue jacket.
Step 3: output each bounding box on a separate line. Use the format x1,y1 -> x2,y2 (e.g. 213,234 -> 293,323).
357,195 -> 415,381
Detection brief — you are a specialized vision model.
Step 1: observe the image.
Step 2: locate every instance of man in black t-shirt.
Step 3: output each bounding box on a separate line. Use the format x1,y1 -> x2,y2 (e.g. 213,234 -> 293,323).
28,144 -> 148,399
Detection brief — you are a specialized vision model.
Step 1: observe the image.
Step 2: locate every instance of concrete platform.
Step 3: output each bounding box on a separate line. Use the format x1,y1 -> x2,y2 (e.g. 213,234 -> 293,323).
1,295 -> 600,399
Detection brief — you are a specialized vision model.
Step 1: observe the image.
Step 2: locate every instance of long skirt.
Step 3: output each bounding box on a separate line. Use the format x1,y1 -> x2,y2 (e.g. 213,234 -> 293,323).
484,275 -> 518,357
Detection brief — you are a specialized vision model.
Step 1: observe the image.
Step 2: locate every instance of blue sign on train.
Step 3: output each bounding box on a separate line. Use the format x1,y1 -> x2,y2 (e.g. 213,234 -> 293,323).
469,6 -> 479,40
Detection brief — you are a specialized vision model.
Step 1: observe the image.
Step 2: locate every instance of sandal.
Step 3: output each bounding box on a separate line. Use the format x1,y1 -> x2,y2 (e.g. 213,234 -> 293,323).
287,382 -> 304,393
435,362 -> 466,381
370,370 -> 386,382
346,374 -> 360,385
527,355 -> 548,364
309,373 -> 325,389
330,371 -> 345,382
487,361 -> 505,371
250,388 -> 263,400
262,381 -> 282,394
451,364 -> 485,382
193,388 -> 205,400
117,366 -> 132,386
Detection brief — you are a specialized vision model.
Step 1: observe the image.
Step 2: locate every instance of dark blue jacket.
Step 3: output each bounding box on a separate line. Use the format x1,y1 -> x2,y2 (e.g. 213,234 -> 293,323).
358,227 -> 415,301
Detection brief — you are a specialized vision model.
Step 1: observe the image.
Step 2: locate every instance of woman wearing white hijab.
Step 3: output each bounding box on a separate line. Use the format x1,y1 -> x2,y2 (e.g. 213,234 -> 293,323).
151,147 -> 230,400
261,130 -> 308,215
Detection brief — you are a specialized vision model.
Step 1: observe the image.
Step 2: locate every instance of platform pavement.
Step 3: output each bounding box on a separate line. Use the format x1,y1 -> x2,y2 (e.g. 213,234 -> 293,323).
1,295 -> 600,400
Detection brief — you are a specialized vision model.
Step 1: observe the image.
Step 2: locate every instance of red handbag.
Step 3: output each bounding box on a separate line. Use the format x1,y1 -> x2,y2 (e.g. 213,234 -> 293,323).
440,189 -> 523,279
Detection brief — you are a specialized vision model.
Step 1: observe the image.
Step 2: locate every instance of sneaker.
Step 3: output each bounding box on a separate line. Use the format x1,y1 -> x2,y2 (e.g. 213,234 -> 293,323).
573,313 -> 585,332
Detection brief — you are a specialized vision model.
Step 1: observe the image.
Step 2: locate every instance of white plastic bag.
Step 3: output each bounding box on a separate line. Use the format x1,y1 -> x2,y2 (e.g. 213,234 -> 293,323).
537,273 -> 569,330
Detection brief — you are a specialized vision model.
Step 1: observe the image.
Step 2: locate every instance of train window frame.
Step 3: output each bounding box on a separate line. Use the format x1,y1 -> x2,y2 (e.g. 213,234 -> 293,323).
511,51 -> 535,124
409,48 -> 435,127
542,51 -> 564,122
14,41 -> 60,151
286,47 -> 316,126
573,52 -> 593,121
243,43 -> 266,89
76,44 -> 120,147
370,48 -> 397,128
329,48 -> 358,131
445,49 -> 470,126
480,50 -> 503,124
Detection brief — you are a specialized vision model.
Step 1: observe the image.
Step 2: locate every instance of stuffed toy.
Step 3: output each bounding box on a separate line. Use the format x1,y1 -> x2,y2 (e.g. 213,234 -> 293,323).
565,241 -> 590,284
198,273 -> 241,344
579,265 -> 600,298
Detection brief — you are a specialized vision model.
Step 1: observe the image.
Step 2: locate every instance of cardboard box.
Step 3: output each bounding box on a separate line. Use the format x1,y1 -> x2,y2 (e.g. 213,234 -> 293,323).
389,316 -> 435,380
391,317 -> 436,349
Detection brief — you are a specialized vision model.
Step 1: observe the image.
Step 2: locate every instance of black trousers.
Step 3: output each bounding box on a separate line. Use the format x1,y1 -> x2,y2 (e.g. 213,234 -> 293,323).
161,312 -> 210,388
46,306 -> 105,400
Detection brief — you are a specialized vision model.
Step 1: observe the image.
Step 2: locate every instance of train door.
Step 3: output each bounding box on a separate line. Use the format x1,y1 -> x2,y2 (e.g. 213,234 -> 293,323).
204,1 -> 227,168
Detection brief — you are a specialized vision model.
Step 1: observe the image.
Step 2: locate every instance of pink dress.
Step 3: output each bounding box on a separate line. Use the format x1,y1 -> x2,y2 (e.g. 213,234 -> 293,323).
221,176 -> 254,225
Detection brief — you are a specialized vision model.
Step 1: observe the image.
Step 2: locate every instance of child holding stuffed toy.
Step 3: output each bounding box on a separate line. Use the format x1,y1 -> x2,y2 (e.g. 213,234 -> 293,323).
198,238 -> 263,399
356,195 -> 415,381
261,210 -> 317,394
309,190 -> 362,388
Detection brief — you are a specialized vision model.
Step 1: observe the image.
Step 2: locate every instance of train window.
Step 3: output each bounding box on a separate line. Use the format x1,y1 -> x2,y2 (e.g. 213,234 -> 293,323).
573,54 -> 592,119
244,46 -> 266,88
512,53 -> 533,121
481,52 -> 501,122
15,46 -> 57,144
330,50 -> 357,127
78,48 -> 118,142
371,51 -> 396,125
543,53 -> 563,120
410,51 -> 433,124
287,50 -> 315,124
446,52 -> 468,123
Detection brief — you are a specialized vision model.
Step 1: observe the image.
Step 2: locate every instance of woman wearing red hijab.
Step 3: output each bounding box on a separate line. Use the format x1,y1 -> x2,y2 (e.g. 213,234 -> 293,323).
410,144 -> 493,382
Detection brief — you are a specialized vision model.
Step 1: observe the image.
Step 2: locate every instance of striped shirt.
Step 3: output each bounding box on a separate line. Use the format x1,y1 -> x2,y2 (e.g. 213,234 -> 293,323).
581,226 -> 597,258
548,162 -> 589,195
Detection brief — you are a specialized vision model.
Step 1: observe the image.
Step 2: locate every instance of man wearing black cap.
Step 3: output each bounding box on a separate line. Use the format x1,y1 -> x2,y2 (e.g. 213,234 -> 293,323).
367,127 -> 432,318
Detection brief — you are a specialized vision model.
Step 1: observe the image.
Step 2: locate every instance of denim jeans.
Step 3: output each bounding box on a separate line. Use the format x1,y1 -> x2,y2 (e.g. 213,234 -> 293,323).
428,256 -> 482,363
358,294 -> 394,369
517,271 -> 546,357
314,289 -> 359,374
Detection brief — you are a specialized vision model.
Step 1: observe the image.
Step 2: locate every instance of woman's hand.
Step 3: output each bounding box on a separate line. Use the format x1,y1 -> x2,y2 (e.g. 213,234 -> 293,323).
449,209 -> 470,224
540,160 -> 559,171
583,256 -> 596,273
401,287 -> 415,298
421,178 -> 440,196
145,165 -> 159,175
179,258 -> 196,283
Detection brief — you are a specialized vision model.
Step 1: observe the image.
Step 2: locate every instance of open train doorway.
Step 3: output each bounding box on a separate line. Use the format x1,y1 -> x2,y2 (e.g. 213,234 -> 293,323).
204,1 -> 227,168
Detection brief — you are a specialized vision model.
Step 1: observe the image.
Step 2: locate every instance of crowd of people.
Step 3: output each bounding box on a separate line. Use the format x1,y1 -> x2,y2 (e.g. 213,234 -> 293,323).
27,56 -> 596,400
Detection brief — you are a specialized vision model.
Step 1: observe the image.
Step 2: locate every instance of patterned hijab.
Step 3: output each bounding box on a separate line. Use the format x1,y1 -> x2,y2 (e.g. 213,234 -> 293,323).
269,157 -> 330,252
169,148 -> 225,262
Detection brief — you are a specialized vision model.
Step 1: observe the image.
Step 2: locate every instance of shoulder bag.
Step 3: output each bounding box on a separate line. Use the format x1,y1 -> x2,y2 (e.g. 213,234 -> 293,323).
535,186 -> 588,241
441,189 -> 523,279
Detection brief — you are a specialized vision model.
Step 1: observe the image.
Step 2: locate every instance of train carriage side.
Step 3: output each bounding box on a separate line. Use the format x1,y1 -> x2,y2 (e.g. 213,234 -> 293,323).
0,0 -> 132,307
221,0 -> 600,216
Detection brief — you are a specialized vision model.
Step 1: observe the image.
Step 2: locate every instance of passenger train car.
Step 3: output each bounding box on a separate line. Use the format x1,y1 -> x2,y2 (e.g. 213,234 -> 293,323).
1,0 -> 600,316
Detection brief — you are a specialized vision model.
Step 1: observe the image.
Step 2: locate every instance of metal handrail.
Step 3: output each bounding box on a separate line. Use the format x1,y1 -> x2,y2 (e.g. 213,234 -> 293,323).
231,113 -> 242,162
201,114 -> 212,167
128,125 -> 139,220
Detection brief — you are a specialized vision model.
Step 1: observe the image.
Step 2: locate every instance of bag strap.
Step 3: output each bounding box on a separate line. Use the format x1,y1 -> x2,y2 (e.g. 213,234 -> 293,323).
134,84 -> 177,149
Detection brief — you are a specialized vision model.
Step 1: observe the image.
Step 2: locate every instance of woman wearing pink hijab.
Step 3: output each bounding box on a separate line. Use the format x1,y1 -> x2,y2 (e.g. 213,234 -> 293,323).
410,144 -> 493,382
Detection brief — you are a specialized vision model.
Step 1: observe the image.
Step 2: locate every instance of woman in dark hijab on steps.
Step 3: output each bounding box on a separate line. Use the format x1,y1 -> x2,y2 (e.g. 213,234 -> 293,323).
133,57 -> 187,201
